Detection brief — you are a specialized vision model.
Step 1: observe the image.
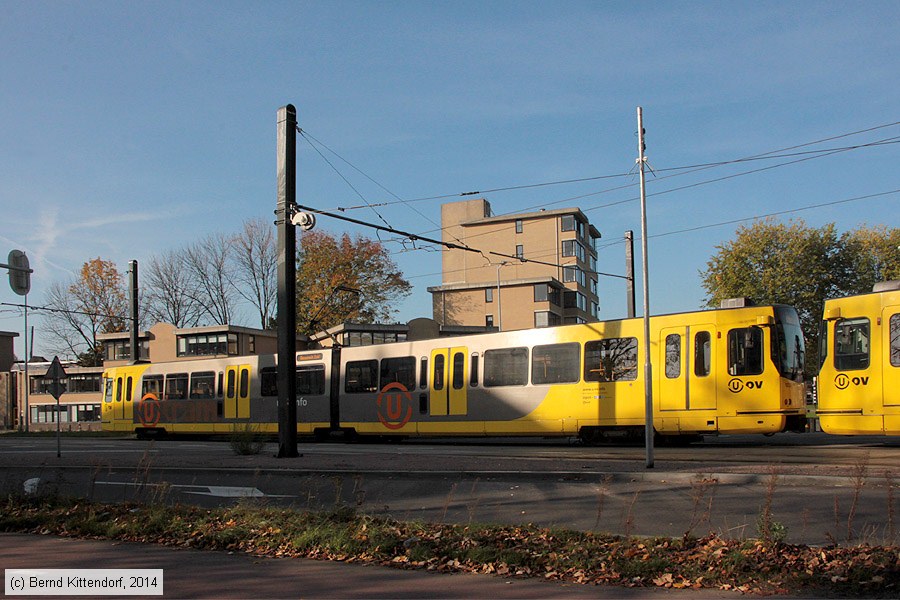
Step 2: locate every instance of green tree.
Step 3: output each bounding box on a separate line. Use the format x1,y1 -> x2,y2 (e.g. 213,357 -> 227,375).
700,219 -> 899,375
295,231 -> 412,336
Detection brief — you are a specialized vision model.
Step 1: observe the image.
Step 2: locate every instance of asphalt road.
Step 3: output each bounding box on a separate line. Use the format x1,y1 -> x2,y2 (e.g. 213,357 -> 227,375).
1,433 -> 897,546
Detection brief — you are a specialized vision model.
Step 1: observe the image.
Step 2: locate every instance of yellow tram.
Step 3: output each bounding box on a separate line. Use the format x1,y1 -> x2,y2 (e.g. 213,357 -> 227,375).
816,281 -> 900,435
103,300 -> 807,442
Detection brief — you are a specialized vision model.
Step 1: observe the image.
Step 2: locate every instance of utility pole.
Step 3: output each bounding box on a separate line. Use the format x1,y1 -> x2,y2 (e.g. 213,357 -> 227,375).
128,260 -> 140,363
276,104 -> 299,458
624,231 -> 635,319
637,107 -> 654,469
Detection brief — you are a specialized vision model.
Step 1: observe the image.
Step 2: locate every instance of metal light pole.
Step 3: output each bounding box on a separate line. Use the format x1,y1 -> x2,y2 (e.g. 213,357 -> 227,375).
637,107 -> 654,469
276,104 -> 299,458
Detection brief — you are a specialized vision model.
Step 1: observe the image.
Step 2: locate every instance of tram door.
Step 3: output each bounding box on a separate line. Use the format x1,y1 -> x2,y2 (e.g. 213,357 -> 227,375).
113,374 -> 135,423
690,326 -> 717,410
659,327 -> 688,411
224,365 -> 251,419
429,347 -> 468,416
885,307 -> 900,407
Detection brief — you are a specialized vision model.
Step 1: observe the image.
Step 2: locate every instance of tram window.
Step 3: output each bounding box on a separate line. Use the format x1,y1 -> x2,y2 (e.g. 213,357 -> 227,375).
345,359 -> 378,394
834,318 -> 870,371
532,343 -> 580,384
484,347 -> 529,387
419,357 -> 428,389
103,378 -> 113,403
239,369 -> 249,397
226,370 -> 236,398
142,376 -> 163,398
165,374 -> 188,400
298,365 -> 326,395
190,371 -> 216,399
115,377 -> 123,402
452,353 -> 465,389
584,338 -> 637,382
126,377 -> 133,402
260,367 -> 277,397
470,354 -> 479,387
727,327 -> 763,376
380,357 -> 416,391
694,332 -> 711,377
818,321 -> 829,370
891,314 -> 900,367
433,354 -> 445,391
665,334 -> 681,379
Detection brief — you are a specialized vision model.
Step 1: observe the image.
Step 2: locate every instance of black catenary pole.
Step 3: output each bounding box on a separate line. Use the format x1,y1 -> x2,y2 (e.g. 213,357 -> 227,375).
276,104 -> 299,458
129,260 -> 139,363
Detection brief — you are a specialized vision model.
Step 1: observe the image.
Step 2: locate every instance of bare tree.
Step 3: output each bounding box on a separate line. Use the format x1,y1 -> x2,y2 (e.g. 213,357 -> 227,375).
182,232 -> 237,325
232,217 -> 278,329
42,258 -> 128,365
144,249 -> 204,328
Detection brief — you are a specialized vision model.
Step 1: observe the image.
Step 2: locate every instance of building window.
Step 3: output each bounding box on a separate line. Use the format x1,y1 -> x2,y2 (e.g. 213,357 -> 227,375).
248,335 -> 255,354
486,315 -> 494,328
515,219 -> 523,234
562,240 -> 585,261
515,244 -> 524,259
534,311 -> 560,328
534,284 -> 548,302
485,288 -> 493,303
561,214 -> 575,232
67,373 -> 101,393
177,333 -> 236,357
103,339 -> 149,361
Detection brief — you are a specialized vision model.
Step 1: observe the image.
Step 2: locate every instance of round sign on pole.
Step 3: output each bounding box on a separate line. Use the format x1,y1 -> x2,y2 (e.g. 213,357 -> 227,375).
8,249 -> 31,296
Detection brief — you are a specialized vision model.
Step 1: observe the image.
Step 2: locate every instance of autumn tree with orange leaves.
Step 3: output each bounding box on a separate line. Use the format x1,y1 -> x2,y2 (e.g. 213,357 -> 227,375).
295,231 -> 412,335
42,258 -> 129,365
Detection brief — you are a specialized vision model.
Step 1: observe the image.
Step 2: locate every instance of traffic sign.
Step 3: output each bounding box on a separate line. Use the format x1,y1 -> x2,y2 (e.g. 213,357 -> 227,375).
45,356 -> 68,400
7,249 -> 31,296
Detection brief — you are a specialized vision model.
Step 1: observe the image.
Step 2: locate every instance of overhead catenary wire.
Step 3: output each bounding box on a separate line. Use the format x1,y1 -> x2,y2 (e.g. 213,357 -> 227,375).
318,120 -> 900,213
298,127 -> 472,250
295,121 -> 899,283
368,134 -> 900,253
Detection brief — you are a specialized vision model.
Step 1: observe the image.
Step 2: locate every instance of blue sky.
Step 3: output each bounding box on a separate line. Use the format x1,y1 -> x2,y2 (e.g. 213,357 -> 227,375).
1,0 -> 898,359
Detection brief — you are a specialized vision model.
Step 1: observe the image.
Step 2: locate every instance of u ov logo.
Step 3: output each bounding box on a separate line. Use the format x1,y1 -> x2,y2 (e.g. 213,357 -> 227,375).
728,379 -> 764,393
376,382 -> 412,430
835,373 -> 868,389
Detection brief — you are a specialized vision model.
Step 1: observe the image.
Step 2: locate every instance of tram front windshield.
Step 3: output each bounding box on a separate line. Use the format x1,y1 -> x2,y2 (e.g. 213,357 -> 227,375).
773,306 -> 805,382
